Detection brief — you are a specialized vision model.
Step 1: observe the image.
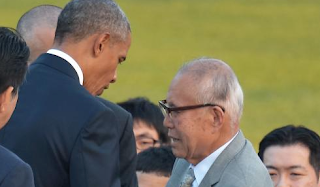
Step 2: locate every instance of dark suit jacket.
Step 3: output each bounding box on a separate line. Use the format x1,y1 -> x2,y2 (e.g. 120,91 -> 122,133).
0,145 -> 34,187
96,97 -> 138,187
0,54 -> 121,187
166,131 -> 273,187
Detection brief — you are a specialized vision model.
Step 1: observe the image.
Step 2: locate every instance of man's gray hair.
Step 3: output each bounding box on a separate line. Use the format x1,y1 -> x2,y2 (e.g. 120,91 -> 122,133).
177,57 -> 244,126
16,5 -> 62,41
55,0 -> 131,44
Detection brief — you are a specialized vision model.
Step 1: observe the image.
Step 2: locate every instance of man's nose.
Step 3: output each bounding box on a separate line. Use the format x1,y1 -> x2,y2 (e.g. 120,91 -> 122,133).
275,175 -> 290,187
163,115 -> 174,129
110,70 -> 117,83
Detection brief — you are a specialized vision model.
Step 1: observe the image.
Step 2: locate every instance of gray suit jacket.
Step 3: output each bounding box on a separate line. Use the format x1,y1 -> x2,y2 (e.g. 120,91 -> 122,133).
166,131 -> 273,187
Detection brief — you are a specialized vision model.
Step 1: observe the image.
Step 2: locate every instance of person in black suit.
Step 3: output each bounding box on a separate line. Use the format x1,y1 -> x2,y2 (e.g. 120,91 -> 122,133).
12,5 -> 138,186
97,98 -> 137,187
0,27 -> 34,187
0,0 -> 132,187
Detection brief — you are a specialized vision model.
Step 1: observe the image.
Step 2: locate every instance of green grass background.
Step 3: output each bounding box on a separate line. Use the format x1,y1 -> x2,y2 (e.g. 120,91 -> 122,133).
1,0 -> 319,150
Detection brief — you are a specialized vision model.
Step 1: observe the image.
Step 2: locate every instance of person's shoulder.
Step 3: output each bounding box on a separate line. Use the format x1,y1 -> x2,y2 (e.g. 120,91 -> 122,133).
0,145 -> 25,166
0,145 -> 32,179
236,139 -> 264,166
96,97 -> 130,117
222,139 -> 272,186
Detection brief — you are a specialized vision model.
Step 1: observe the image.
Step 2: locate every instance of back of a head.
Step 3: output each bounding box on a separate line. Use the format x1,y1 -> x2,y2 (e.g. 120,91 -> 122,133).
258,125 -> 320,175
16,5 -> 62,63
55,0 -> 130,45
136,146 -> 176,177
177,57 -> 244,127
118,97 -> 169,144
0,27 -> 29,95
17,5 -> 61,38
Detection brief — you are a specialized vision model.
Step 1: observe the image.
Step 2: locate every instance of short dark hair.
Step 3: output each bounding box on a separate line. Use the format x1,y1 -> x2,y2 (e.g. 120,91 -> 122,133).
136,146 -> 176,177
55,0 -> 130,44
118,97 -> 169,144
0,27 -> 29,95
258,125 -> 320,178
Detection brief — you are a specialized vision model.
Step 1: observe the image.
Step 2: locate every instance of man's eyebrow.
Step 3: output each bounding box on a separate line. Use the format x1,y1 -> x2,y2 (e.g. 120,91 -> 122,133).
289,165 -> 306,170
266,165 -> 306,170
266,165 -> 278,170
136,134 -> 155,139
166,101 -> 176,107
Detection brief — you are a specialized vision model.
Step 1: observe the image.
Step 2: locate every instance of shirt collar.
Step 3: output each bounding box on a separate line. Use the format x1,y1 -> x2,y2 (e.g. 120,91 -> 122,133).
47,49 -> 84,85
191,131 -> 239,186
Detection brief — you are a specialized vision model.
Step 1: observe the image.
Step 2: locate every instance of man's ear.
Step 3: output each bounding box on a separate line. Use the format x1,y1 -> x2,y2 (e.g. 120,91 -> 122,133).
0,86 -> 14,113
211,106 -> 224,129
93,33 -> 111,57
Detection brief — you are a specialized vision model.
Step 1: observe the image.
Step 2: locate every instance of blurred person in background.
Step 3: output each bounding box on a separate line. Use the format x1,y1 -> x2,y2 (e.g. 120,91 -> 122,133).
0,27 -> 34,187
136,146 -> 175,187
161,57 -> 273,187
259,125 -> 320,187
118,97 -> 169,153
16,5 -> 61,64
12,4 -> 137,187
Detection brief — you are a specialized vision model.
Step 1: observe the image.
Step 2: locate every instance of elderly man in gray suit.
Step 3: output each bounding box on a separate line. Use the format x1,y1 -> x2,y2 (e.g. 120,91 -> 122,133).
159,58 -> 273,187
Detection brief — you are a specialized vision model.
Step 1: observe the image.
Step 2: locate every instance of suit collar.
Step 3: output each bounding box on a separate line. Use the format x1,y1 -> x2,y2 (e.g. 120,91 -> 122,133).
194,132 -> 238,185
199,131 -> 246,187
170,159 -> 190,187
32,53 -> 80,84
47,49 -> 83,85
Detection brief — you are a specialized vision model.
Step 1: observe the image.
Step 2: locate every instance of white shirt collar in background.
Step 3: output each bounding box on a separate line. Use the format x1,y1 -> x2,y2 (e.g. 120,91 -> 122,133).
47,49 -> 84,85
191,131 -> 239,187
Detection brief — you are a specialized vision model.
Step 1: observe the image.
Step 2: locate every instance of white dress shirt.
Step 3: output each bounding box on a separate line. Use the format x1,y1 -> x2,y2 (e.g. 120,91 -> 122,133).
47,49 -> 84,85
190,131 -> 239,187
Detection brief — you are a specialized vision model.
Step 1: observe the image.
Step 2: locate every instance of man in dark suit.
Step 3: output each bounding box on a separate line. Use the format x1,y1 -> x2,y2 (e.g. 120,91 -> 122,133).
10,4 -> 138,187
97,98 -> 138,187
0,27 -> 34,187
160,58 -> 273,187
0,0 -> 132,187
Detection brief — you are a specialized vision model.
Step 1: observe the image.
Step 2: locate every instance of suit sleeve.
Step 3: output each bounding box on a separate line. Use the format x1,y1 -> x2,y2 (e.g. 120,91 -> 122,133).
119,114 -> 138,187
69,109 -> 120,187
1,161 -> 35,187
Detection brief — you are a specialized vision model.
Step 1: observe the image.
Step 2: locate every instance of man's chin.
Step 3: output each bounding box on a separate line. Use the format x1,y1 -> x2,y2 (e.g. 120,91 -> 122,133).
96,90 -> 104,96
91,86 -> 109,96
171,146 -> 182,158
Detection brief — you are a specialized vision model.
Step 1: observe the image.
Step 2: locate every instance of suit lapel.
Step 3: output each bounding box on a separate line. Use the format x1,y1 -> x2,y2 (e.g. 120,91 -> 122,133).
31,53 -> 80,83
167,159 -> 190,187
199,131 -> 246,187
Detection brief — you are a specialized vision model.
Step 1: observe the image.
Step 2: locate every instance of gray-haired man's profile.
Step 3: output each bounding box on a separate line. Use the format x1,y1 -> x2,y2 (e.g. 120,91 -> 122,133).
161,57 -> 273,187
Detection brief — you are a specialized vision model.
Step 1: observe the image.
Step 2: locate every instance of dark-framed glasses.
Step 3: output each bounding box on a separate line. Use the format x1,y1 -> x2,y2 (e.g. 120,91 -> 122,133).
158,99 -> 225,118
136,136 -> 161,151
